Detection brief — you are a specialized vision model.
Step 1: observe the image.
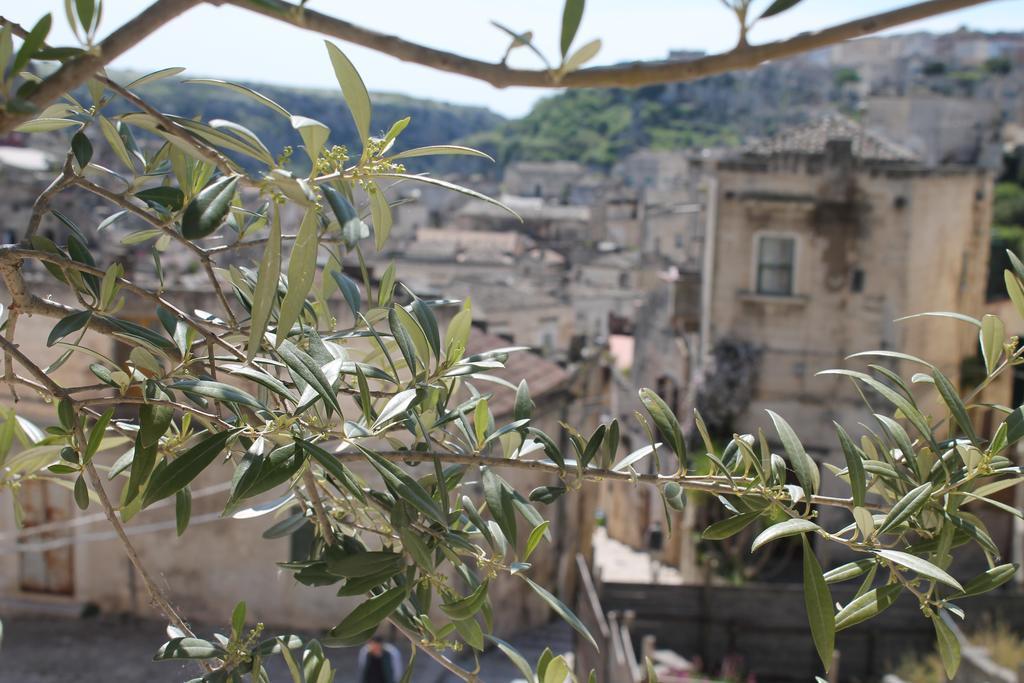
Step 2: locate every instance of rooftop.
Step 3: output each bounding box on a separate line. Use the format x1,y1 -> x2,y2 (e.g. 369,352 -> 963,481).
464,327 -> 569,416
742,115 -> 919,163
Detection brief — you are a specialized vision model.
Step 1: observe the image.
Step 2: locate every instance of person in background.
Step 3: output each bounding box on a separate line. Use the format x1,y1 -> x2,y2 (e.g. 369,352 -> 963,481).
357,635 -> 403,683
646,520 -> 664,583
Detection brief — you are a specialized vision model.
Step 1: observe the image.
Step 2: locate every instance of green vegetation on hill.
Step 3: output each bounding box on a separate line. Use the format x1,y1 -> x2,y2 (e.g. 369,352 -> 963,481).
92,74 -> 505,173
459,65 -> 847,168
461,86 -> 743,167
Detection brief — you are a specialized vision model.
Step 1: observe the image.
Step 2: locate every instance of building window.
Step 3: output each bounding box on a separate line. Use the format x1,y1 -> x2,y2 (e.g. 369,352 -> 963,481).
755,235 -> 796,296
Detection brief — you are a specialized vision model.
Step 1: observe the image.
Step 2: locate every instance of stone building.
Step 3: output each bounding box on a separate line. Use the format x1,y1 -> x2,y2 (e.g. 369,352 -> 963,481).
602,115 -> 999,571
0,284 -> 609,637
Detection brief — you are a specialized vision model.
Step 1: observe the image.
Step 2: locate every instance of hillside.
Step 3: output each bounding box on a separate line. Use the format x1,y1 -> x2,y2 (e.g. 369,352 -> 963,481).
460,62 -> 847,168
94,74 -> 505,173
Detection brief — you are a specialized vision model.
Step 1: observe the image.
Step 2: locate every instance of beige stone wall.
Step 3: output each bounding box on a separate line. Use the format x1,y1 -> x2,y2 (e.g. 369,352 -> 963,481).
0,286 -> 606,638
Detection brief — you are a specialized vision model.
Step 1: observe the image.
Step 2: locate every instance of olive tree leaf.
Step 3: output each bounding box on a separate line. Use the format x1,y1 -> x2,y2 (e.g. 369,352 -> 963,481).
760,0 -> 803,19
638,388 -> 685,469
702,511 -> 759,540
834,423 -> 866,507
876,482 -> 932,535
560,0 -> 584,57
291,115 -> 330,163
834,584 -> 902,630
142,429 -> 241,507
181,175 -> 239,240
802,536 -> 835,671
486,636 -> 535,682
876,549 -> 963,591
325,42 -> 371,148
519,575 -> 597,650
168,379 -> 266,412
369,184 -> 392,251
932,610 -> 961,679
275,208 -> 319,345
325,587 -> 407,645
767,410 -> 819,495
184,78 -> 291,117
979,314 -> 1005,374
751,518 -> 820,552
932,368 -> 979,444
246,206 -> 281,360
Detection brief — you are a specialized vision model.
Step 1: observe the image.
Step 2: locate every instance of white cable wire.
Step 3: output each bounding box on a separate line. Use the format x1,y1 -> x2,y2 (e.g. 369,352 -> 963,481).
0,510 -> 231,554
0,481 -> 233,542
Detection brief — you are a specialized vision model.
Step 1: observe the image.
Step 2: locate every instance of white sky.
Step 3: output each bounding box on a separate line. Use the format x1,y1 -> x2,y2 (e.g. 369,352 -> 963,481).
8,0 -> 1024,117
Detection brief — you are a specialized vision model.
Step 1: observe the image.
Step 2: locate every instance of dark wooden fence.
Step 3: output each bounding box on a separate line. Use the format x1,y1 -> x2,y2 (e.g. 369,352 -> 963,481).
597,581 -> 1024,683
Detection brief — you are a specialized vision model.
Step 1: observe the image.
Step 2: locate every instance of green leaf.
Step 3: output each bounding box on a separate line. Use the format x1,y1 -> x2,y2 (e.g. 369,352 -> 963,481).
372,389 -> 417,430
767,410 -> 819,495
143,429 -> 240,507
71,131 -> 92,167
13,13 -> 51,73
278,339 -> 341,414
876,482 -> 932,535
818,369 -> 932,443
324,42 -> 371,147
932,368 -> 979,444
751,518 -> 820,551
331,271 -> 362,319
135,186 -> 184,212
124,67 -> 185,90
291,115 -> 330,162
702,511 -> 759,540
73,474 -> 89,510
370,185 -> 392,251
1005,270 -> 1024,319
544,655 -> 570,683
168,379 -> 266,412
520,575 -> 597,650
184,79 -> 290,118
560,0 -> 584,58
638,388 -> 685,469
486,636 -> 535,683
876,549 -> 963,591
372,173 -> 521,222
84,408 -> 114,463
525,521 -> 550,561
453,616 -> 485,652
560,38 -> 601,75
932,610 -> 961,679
154,637 -> 225,661
823,559 -> 874,584
956,563 -> 1018,597
364,451 -> 446,525
47,310 -> 91,347
440,580 -> 489,621
611,443 -> 660,473
276,208 -> 319,343
760,0 -> 803,19
389,145 -> 494,162
15,117 -> 79,133
802,536 -> 834,671
325,587 -> 407,645
514,379 -> 533,421
980,314 -> 1005,374
834,423 -> 866,507
175,487 -> 191,536
247,206 -> 281,360
834,584 -> 902,630
181,175 -> 239,240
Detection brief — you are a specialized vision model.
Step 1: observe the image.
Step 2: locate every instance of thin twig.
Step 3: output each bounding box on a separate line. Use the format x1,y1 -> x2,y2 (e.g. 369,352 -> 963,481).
303,467 -> 335,546
388,617 -> 478,681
